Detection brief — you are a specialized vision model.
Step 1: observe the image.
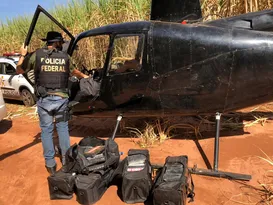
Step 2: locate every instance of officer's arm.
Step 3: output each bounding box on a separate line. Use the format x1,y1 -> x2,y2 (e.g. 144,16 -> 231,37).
16,56 -> 25,74
16,44 -> 28,74
71,69 -> 89,79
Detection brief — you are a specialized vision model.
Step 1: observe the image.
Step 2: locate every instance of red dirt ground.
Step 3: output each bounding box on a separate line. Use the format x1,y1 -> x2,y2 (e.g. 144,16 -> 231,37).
1,102 -> 273,205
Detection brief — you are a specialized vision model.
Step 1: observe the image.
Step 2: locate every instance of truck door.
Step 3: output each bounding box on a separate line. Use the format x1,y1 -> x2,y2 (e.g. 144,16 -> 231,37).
0,61 -> 21,98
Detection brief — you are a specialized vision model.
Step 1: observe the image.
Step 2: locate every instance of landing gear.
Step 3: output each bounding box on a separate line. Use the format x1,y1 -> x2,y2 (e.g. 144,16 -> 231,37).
152,112 -> 252,181
111,114 -> 123,140
189,112 -> 251,181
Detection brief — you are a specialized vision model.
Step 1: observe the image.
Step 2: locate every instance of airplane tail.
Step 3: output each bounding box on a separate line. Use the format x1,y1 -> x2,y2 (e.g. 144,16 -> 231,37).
150,0 -> 202,23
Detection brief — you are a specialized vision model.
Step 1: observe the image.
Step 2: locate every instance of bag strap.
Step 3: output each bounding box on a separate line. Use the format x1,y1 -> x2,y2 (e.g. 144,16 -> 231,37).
187,171 -> 195,203
63,143 -> 78,173
87,163 -> 105,172
166,156 -> 188,164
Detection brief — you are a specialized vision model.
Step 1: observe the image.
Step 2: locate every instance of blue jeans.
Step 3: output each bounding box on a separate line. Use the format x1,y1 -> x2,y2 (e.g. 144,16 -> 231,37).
37,95 -> 70,168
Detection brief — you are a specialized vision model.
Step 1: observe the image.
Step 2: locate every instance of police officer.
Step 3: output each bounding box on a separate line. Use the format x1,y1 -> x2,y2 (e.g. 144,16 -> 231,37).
16,31 -> 88,175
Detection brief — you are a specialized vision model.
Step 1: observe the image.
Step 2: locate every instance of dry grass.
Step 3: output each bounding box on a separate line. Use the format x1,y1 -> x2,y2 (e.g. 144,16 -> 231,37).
126,113 -> 270,148
197,114 -> 269,132
126,119 -> 198,147
221,152 -> 273,205
126,117 -> 208,148
201,0 -> 273,21
4,103 -> 38,121
126,120 -> 170,147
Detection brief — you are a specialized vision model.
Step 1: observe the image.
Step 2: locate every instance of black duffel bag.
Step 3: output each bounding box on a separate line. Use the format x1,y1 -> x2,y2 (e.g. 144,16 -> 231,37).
152,156 -> 195,205
63,136 -> 120,175
75,169 -> 114,205
121,149 -> 152,204
47,170 -> 76,200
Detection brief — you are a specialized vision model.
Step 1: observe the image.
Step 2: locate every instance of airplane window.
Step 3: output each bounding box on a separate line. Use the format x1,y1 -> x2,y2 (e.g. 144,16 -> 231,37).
72,35 -> 110,76
109,34 -> 144,75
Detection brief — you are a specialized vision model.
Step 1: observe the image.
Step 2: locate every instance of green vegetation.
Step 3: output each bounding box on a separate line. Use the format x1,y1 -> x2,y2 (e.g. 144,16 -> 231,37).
0,0 -> 272,65
0,0 -> 151,53
1,0 -> 273,55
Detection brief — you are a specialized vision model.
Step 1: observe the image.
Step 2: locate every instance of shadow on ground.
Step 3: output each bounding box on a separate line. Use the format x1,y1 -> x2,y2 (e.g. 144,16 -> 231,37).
0,120 -> 12,134
0,133 -> 41,161
4,99 -> 24,105
68,112 -> 261,139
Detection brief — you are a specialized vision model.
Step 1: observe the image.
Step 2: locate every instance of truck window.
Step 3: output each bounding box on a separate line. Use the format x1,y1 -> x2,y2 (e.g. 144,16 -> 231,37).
0,63 -> 4,74
0,63 -> 15,75
5,63 -> 16,74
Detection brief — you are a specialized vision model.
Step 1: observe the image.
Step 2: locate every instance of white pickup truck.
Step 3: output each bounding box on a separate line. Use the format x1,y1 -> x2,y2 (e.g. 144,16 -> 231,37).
0,56 -> 35,106
0,88 -> 7,121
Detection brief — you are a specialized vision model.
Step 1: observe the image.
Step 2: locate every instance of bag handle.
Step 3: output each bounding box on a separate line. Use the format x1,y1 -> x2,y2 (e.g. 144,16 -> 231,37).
165,156 -> 188,164
128,149 -> 149,158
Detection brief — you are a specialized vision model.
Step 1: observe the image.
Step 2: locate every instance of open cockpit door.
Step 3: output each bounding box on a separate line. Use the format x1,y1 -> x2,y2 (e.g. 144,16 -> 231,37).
25,5 -> 75,55
23,5 -> 75,86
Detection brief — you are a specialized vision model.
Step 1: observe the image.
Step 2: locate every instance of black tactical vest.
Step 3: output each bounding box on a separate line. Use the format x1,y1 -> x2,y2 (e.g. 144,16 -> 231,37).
35,48 -> 70,90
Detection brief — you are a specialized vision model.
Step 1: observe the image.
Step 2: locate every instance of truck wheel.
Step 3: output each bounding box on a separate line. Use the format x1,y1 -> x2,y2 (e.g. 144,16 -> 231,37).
21,89 -> 35,106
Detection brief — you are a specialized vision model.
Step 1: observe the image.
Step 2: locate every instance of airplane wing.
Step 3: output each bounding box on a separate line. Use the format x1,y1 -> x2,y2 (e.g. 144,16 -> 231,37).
150,0 -> 202,23
205,9 -> 273,31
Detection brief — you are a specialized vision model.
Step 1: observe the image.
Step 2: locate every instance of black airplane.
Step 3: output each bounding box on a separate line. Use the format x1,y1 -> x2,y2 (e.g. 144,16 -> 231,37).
24,0 -> 273,118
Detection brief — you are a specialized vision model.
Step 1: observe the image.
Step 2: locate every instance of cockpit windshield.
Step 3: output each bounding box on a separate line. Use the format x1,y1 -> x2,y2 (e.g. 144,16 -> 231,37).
72,35 -> 110,73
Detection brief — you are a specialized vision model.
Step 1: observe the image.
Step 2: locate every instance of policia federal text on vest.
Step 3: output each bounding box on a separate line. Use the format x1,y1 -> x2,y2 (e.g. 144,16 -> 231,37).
34,48 -> 71,123
35,48 -> 70,98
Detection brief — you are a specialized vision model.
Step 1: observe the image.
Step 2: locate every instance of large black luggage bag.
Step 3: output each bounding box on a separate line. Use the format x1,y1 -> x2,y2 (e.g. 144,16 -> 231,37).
152,156 -> 195,205
121,149 -> 152,204
47,170 -> 75,200
75,169 -> 114,205
63,136 -> 120,174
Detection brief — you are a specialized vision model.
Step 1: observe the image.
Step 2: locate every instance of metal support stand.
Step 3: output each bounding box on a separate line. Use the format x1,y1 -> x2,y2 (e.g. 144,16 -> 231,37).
190,112 -> 251,181
213,112 -> 221,171
152,112 -> 252,181
111,114 -> 123,140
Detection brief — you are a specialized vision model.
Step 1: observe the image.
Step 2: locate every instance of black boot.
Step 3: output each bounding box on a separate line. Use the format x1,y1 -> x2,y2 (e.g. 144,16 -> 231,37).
61,158 -> 67,172
46,165 -> 57,176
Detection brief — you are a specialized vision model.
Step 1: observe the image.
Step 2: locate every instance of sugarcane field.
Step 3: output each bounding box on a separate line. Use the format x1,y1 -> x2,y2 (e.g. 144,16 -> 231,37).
2,0 -> 273,205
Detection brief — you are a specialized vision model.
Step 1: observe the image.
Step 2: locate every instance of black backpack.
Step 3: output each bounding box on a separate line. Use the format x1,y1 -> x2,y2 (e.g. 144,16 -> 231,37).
75,168 -> 114,205
63,136 -> 120,175
152,156 -> 195,205
120,149 -> 153,204
47,170 -> 76,200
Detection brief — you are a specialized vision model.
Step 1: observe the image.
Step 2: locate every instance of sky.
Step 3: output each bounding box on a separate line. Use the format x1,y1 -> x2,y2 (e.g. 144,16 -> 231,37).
0,0 -> 70,24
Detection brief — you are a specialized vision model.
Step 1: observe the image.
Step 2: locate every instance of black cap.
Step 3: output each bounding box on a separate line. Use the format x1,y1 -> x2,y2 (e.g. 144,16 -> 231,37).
41,31 -> 64,43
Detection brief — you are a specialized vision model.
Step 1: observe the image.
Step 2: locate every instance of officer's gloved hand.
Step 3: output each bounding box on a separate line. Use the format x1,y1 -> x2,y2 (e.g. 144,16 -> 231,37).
91,68 -> 102,81
70,76 -> 79,82
68,101 -> 79,108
